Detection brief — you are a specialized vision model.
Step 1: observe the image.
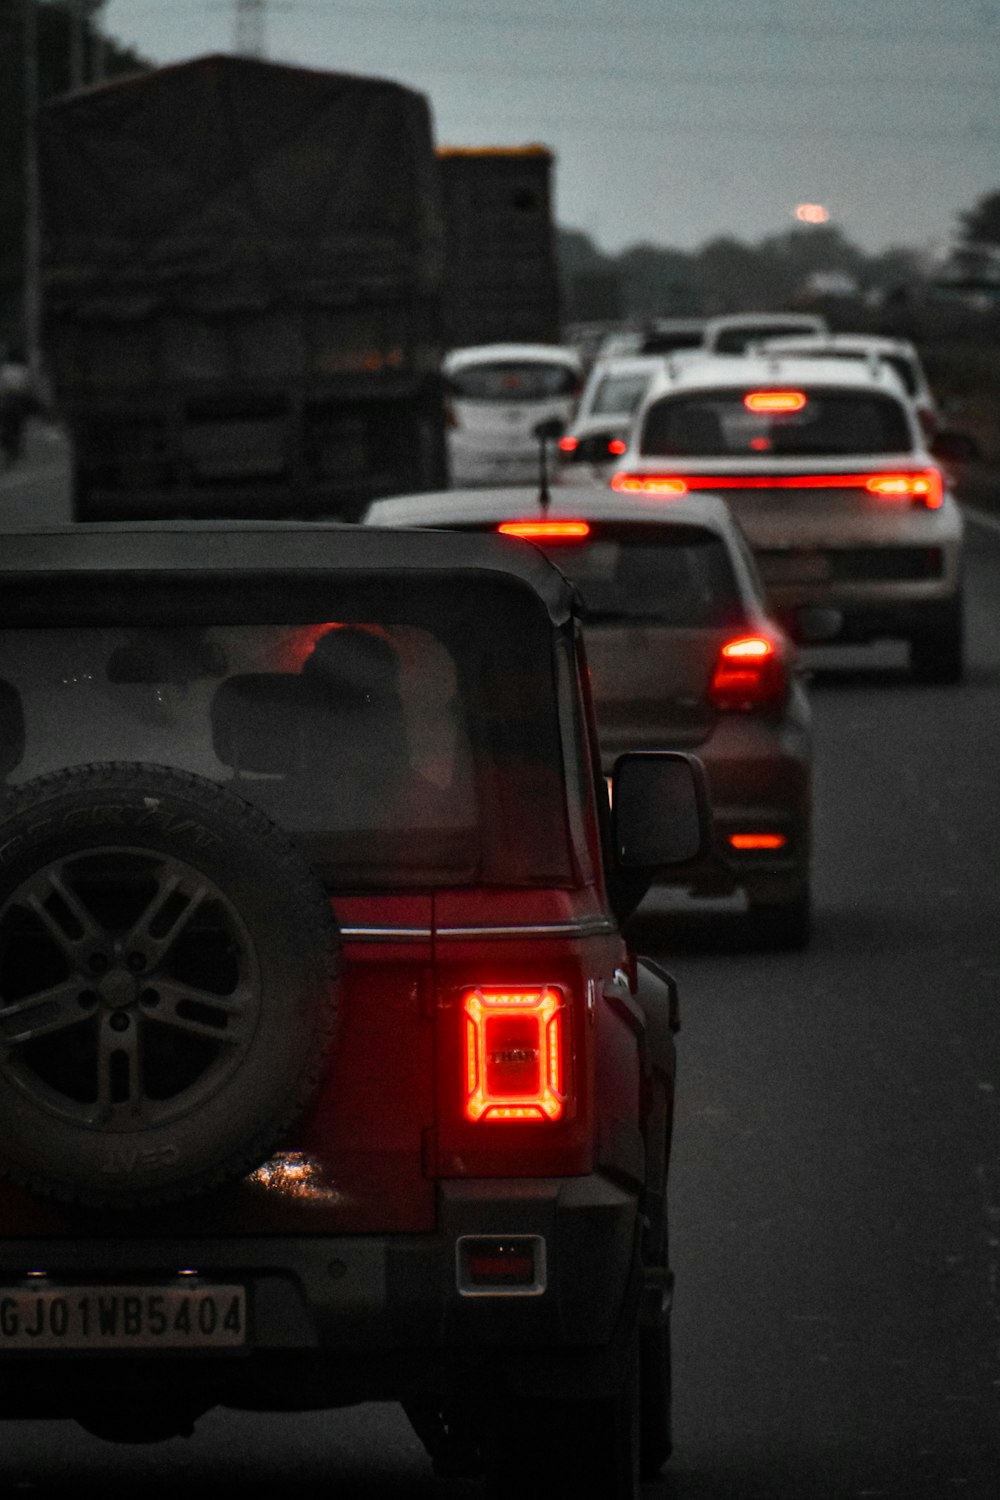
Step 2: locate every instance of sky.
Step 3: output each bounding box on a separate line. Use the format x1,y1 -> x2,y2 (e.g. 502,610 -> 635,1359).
95,0 -> 1000,259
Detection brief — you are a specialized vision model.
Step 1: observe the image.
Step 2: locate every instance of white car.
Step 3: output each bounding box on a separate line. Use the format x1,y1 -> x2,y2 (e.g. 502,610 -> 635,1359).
611,354 -> 965,682
702,311 -> 828,356
752,332 -> 939,437
443,343 -> 583,485
556,355 -> 665,483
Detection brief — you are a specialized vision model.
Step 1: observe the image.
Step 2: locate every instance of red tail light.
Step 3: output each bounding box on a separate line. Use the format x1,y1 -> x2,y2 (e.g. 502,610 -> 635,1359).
558,435 -> 579,454
607,438 -> 628,455
463,987 -> 566,1122
498,520 -> 590,540
865,470 -> 943,509
611,473 -> 687,496
612,469 -> 944,508
729,832 -> 787,851
709,635 -> 787,712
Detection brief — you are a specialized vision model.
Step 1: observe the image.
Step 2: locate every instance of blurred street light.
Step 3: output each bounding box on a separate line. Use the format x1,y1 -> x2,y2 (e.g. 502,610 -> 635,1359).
795,203 -> 830,224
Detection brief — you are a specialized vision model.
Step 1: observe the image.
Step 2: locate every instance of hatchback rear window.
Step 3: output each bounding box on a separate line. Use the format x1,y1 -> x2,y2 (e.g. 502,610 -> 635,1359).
449,361 -> 579,401
589,373 -> 653,417
640,388 -> 912,458
533,524 -> 742,628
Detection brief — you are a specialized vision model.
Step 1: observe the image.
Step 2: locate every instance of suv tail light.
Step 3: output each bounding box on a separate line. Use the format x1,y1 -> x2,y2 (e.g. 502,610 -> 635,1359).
612,469 -> 944,508
709,635 -> 788,712
462,986 -> 566,1122
865,470 -> 943,509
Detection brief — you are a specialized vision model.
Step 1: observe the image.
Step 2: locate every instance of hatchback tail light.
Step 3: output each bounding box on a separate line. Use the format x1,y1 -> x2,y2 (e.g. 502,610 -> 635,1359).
865,470 -> 943,509
462,986 -> 566,1122
709,635 -> 788,712
611,473 -> 688,496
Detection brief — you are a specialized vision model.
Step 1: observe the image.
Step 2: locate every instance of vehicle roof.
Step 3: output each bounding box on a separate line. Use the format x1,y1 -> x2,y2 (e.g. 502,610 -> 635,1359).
585,354 -> 667,379
703,311 -> 827,331
365,486 -> 737,535
0,522 -> 577,625
754,333 -> 919,357
642,352 -> 909,401
445,343 -> 583,371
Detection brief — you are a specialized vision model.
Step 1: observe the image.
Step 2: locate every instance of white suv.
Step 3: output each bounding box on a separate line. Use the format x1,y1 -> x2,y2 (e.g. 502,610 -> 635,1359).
611,354 -> 965,682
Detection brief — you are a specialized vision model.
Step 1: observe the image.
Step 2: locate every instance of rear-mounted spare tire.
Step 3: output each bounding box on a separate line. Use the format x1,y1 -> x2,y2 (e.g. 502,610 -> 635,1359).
0,762 -> 342,1207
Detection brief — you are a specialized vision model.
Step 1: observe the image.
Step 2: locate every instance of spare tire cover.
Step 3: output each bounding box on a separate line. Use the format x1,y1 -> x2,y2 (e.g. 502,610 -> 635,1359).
0,762 -> 342,1207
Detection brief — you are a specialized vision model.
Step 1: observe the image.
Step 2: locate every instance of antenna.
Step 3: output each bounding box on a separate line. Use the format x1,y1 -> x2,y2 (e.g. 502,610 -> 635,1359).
234,0 -> 266,58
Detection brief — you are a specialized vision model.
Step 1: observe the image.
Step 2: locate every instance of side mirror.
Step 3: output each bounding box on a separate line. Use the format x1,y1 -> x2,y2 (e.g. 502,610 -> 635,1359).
930,429 -> 982,464
533,417 -> 565,442
612,751 -> 711,869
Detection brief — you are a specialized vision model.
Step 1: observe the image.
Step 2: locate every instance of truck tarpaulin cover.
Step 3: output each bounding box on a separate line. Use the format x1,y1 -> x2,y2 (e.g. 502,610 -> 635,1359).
38,54 -> 444,316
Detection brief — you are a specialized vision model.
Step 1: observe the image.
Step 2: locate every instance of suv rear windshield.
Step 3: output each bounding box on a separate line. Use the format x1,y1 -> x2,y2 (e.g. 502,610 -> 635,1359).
528,524 -> 743,628
640,388 -> 912,458
0,576 -> 576,890
449,361 -> 579,401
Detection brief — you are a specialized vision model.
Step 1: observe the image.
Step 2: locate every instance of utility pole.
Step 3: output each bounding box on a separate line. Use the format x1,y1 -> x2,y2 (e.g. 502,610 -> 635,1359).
234,0 -> 266,59
22,0 -> 43,383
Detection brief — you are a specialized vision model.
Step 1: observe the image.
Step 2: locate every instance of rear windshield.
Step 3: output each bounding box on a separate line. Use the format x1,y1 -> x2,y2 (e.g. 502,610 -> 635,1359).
449,361 -> 579,401
532,525 -> 743,627
640,388 -> 913,458
589,372 -> 653,417
0,577 -> 576,890
712,322 -> 820,354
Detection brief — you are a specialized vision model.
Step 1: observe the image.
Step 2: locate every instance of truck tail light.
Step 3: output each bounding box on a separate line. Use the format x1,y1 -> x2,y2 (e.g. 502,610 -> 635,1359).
462,986 -> 566,1122
709,635 -> 788,712
728,832 -> 787,850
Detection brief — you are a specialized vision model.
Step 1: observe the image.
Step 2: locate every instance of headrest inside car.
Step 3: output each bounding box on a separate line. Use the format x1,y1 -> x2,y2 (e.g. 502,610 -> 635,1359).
211,674 -> 311,775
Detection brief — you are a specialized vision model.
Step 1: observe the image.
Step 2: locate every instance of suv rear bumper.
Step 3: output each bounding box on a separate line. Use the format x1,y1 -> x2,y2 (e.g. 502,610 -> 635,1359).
0,1174 -> 641,1415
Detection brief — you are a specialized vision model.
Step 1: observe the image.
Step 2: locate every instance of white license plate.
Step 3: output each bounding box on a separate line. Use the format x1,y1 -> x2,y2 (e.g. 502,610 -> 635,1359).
0,1284 -> 246,1351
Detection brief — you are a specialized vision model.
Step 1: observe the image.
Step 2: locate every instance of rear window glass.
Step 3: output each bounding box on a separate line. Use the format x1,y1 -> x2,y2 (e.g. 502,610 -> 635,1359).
0,578 -> 576,890
449,361 -> 579,401
534,525 -> 742,628
712,323 -> 820,354
640,388 -> 912,458
589,373 -> 653,417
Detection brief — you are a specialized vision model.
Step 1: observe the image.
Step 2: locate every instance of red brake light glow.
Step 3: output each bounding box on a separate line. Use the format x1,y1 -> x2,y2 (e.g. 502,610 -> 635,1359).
608,438 -> 628,455
463,987 -> 566,1122
744,390 -> 807,412
865,470 -> 943,508
611,474 -> 687,496
611,469 -> 944,508
557,435 -> 579,453
729,832 -> 788,851
709,635 -> 787,712
497,520 -> 590,540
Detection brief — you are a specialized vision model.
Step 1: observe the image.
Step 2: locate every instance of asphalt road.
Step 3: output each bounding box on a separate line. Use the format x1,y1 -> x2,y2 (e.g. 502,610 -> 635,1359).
0,435 -> 997,1497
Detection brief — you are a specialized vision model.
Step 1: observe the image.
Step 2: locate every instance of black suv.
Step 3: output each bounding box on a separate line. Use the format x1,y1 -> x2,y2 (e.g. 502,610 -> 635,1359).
0,523 -> 708,1498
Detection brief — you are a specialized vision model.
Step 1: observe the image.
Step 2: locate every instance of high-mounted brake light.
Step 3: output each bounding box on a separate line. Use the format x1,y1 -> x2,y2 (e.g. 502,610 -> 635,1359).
498,520 -> 590,540
557,435 -> 579,453
744,390 -> 807,412
865,470 -> 943,509
709,635 -> 787,712
611,473 -> 688,495
463,987 -> 566,1122
729,832 -> 787,851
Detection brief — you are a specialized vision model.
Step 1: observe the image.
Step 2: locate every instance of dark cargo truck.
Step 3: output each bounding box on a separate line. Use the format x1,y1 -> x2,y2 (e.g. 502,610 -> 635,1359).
437,146 -> 562,348
39,55 -> 449,522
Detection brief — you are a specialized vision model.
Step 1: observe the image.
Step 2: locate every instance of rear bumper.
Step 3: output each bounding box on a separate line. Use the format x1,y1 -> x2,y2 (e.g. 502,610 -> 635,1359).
0,1173 -> 641,1414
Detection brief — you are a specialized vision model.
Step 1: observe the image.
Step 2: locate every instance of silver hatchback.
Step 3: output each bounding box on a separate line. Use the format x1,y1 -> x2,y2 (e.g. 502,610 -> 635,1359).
364,486 -> 817,947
